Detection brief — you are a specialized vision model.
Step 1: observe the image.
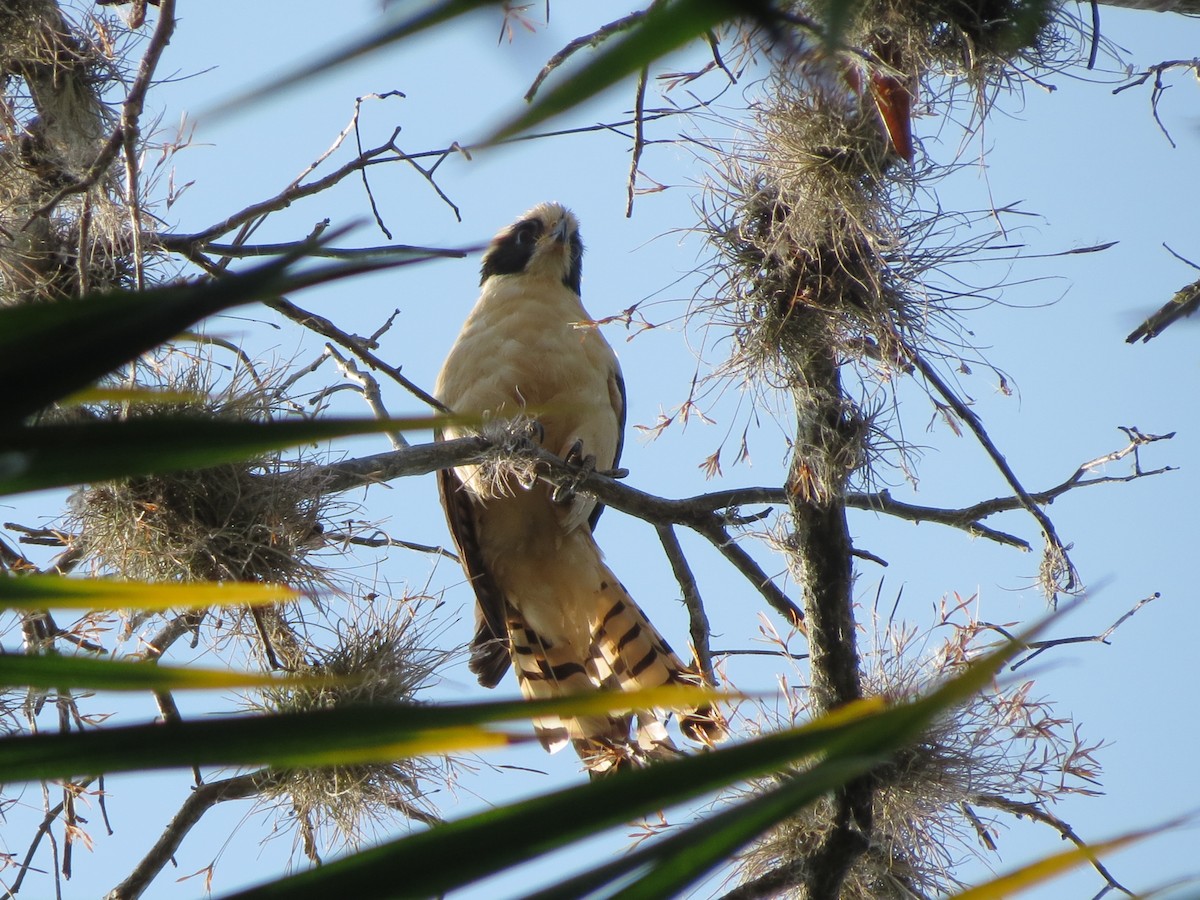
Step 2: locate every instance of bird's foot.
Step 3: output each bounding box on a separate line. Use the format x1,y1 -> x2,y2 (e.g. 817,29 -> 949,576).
552,439 -> 597,505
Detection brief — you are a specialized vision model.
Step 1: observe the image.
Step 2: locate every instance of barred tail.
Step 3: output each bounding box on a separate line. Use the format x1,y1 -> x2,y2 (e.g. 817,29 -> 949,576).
585,571 -> 726,748
509,563 -> 724,774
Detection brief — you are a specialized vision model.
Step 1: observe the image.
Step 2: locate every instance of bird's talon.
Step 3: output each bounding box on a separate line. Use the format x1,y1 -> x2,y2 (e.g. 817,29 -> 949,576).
563,438 -> 585,467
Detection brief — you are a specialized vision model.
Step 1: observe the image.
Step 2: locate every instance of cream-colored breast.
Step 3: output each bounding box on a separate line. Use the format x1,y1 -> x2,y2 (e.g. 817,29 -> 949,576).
435,276 -> 623,521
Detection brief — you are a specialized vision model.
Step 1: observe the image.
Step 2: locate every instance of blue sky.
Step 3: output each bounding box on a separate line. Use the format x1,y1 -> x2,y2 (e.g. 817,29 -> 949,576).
4,2 -> 1200,898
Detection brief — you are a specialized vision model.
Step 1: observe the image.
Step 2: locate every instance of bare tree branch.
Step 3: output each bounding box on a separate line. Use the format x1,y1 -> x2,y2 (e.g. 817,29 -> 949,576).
104,771 -> 263,900
323,343 -> 409,449
322,528 -> 458,562
196,240 -> 467,261
151,105 -> 709,255
311,425 -> 1172,634
266,296 -> 451,414
1112,57 -> 1200,149
850,427 -> 1174,545
1126,273 -> 1200,344
656,523 -> 716,681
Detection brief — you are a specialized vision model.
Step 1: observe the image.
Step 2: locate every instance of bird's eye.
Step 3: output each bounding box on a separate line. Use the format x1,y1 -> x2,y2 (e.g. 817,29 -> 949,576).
513,221 -> 540,246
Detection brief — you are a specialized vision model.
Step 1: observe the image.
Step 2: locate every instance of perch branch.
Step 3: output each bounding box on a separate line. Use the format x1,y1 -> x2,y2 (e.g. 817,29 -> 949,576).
313,426 -> 1171,630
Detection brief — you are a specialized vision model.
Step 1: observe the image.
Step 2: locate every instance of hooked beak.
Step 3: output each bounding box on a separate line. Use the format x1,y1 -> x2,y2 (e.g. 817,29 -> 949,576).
551,216 -> 571,244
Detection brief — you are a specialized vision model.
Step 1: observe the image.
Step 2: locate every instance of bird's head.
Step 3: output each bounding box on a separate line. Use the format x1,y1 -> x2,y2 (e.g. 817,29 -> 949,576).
479,202 -> 583,296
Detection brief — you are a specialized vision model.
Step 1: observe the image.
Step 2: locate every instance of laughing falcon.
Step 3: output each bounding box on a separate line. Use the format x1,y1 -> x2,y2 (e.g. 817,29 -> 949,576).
435,202 -> 714,773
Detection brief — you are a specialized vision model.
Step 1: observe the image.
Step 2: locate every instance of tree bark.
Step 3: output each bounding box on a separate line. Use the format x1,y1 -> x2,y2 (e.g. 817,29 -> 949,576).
783,344 -> 872,898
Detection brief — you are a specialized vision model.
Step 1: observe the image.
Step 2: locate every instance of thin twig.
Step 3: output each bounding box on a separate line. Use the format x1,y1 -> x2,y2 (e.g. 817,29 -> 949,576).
625,66 -> 649,218
322,529 -> 458,562
396,140 -> 462,222
693,520 -> 806,629
151,105 -> 709,252
981,591 -> 1162,672
122,122 -> 144,290
970,793 -> 1136,896
907,347 -> 1078,595
1112,58 -> 1200,147
2,778 -> 96,898
196,240 -> 466,260
711,647 -> 808,661
524,7 -> 654,102
156,130 -> 407,248
852,428 -> 1174,544
1163,243 -> 1200,273
1087,0 -> 1100,71
354,92 -> 405,238
266,297 -> 451,413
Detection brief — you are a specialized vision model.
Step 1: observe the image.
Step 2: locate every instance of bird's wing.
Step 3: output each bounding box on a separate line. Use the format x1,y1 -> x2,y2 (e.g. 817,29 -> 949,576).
436,461 -> 510,687
587,363 -> 626,533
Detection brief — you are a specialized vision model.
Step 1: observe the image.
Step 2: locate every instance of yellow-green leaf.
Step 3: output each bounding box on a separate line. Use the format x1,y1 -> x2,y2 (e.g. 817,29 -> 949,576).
0,654 -> 325,692
0,575 -> 296,611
